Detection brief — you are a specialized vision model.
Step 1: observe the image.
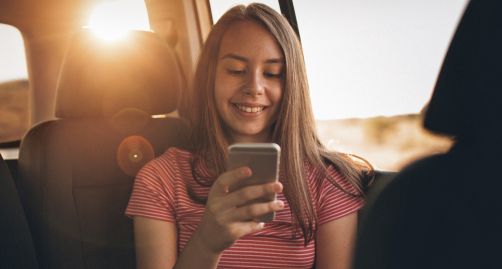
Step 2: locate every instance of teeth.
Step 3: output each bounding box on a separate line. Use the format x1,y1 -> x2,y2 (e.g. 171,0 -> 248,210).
235,104 -> 264,113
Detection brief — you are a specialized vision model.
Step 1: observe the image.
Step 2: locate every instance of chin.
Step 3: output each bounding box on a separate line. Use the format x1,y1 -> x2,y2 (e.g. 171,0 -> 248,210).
238,130 -> 263,137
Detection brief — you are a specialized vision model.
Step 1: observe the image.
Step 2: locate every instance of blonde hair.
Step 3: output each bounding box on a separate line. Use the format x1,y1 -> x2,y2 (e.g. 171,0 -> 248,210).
183,3 -> 372,245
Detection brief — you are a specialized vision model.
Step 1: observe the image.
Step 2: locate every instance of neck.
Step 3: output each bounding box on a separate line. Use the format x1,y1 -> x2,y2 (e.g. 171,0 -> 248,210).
229,130 -> 272,144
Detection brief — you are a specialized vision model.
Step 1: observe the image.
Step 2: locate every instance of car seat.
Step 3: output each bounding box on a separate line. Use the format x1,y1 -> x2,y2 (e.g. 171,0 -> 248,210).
17,30 -> 189,269
0,153 -> 39,269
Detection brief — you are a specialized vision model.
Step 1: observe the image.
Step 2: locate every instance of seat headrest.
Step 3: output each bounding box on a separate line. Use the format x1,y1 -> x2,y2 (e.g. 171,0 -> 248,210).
424,0 -> 502,138
55,30 -> 182,118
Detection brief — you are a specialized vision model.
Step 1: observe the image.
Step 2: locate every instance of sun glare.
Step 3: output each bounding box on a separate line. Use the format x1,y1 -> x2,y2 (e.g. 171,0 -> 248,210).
87,0 -> 150,41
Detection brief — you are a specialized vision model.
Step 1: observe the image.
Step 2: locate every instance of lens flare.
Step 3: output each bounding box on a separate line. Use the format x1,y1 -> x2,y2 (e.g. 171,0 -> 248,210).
86,0 -> 150,42
117,135 -> 154,176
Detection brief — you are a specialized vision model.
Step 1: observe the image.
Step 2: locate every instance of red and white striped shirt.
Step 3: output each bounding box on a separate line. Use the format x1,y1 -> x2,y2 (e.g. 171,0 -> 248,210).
126,147 -> 364,268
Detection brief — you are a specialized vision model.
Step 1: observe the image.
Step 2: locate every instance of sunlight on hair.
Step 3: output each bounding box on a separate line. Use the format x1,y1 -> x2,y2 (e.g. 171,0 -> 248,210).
151,114 -> 167,119
86,0 -> 150,41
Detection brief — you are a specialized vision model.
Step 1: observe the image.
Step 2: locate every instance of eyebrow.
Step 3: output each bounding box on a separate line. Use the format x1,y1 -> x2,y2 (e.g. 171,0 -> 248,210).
221,53 -> 284,64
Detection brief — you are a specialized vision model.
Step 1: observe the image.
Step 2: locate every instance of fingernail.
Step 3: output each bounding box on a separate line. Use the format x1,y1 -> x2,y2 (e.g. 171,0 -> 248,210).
275,200 -> 284,208
241,167 -> 251,176
258,222 -> 265,229
275,182 -> 283,192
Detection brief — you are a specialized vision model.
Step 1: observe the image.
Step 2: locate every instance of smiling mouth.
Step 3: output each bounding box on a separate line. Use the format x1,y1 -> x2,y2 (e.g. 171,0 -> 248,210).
234,104 -> 265,113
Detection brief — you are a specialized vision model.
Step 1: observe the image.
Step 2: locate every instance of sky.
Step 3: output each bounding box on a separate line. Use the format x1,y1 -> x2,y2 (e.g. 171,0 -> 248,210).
0,0 -> 468,120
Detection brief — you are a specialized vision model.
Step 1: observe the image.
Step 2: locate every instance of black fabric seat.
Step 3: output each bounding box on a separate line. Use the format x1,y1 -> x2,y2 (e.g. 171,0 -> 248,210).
0,153 -> 39,269
354,1 -> 502,268
17,30 -> 189,269
358,170 -> 395,222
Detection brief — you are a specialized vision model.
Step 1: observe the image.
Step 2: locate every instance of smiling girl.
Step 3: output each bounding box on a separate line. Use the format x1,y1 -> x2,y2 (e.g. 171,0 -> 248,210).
126,3 -> 371,269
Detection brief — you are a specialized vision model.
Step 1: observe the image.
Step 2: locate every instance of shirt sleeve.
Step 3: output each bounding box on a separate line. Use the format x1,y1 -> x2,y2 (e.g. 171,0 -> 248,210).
125,156 -> 177,222
317,165 -> 365,225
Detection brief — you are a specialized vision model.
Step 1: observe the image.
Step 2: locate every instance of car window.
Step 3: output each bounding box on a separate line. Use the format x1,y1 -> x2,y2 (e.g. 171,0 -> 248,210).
294,0 -> 467,170
0,24 -> 29,144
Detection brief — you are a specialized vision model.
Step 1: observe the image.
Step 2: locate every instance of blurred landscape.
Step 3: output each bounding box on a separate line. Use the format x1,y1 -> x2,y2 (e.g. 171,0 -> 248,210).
0,79 -> 29,142
0,79 -> 452,170
317,115 -> 453,171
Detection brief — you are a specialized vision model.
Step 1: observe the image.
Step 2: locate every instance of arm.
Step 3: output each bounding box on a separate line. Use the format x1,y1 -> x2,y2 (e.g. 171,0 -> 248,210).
174,167 -> 283,268
316,212 -> 358,269
133,215 -> 228,269
133,167 -> 284,269
134,216 -> 177,269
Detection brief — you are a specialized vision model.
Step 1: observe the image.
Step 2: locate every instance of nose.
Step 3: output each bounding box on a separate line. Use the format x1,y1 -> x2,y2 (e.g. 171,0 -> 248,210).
243,70 -> 265,96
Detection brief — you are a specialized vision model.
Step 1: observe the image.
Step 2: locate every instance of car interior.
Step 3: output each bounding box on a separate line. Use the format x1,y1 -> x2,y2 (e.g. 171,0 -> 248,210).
0,0 -> 481,268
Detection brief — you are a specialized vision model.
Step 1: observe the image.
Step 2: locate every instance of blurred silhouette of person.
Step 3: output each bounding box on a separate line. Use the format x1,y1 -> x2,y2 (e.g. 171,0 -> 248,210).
353,0 -> 502,268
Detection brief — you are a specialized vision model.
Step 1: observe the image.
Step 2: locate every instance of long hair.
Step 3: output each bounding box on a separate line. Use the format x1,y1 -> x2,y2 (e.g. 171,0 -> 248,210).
183,3 -> 373,245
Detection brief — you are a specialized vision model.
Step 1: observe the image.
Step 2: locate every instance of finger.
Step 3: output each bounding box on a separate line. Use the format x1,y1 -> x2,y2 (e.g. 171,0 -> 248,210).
214,182 -> 281,212
233,221 -> 266,237
225,181 -> 283,208
227,200 -> 285,222
213,167 -> 252,195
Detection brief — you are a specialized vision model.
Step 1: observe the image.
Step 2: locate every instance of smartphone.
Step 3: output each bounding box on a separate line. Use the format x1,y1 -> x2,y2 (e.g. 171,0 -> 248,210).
227,143 -> 281,222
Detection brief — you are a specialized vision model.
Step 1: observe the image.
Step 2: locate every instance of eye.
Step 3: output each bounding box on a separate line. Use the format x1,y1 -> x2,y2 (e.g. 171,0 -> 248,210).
227,69 -> 246,76
264,71 -> 282,78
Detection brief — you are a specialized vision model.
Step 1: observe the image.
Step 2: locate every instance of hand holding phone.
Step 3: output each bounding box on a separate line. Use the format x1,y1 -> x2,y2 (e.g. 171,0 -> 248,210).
227,143 -> 281,222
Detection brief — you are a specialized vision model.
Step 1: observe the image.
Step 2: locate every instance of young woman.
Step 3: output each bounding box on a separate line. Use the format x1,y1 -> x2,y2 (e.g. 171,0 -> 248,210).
126,3 -> 371,269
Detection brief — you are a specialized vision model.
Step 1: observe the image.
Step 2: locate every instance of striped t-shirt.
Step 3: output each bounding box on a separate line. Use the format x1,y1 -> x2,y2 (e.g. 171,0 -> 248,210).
126,147 -> 364,268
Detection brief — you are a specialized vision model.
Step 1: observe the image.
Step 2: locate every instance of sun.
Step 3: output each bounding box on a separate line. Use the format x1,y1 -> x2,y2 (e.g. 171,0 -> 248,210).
86,0 -> 151,41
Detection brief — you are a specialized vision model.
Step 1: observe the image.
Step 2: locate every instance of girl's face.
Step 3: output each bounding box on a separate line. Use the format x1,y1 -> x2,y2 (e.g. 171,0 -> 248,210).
214,20 -> 284,143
